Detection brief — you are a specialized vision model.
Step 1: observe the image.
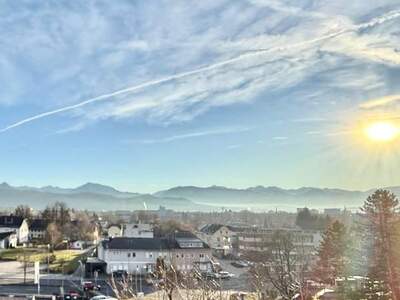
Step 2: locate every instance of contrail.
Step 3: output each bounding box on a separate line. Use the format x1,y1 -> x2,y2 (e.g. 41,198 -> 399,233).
1,9 -> 399,133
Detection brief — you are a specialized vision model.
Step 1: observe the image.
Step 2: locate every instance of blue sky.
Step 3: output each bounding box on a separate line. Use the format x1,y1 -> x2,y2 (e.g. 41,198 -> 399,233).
1,0 -> 400,193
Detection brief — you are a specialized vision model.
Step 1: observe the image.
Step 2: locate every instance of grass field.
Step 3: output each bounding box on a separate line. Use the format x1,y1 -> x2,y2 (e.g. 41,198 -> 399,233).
0,247 -> 86,273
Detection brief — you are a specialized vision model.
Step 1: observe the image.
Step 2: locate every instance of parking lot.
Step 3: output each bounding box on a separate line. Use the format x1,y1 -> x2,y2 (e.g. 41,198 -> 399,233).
217,259 -> 252,292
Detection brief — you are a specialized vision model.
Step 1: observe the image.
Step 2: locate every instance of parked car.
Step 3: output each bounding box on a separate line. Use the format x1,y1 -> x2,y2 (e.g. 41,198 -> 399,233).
64,291 -> 82,300
205,272 -> 221,279
89,295 -> 118,300
218,271 -> 234,279
83,281 -> 101,291
231,260 -> 250,268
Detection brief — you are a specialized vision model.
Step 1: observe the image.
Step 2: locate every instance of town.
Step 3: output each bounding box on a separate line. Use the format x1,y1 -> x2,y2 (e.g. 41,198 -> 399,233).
0,189 -> 392,299
1,0 -> 399,299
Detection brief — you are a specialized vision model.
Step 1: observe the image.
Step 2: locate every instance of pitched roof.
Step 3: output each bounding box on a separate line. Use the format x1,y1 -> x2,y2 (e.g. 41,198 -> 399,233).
199,224 -> 245,234
103,237 -> 171,250
29,219 -> 49,231
0,231 -> 15,240
0,216 -> 25,228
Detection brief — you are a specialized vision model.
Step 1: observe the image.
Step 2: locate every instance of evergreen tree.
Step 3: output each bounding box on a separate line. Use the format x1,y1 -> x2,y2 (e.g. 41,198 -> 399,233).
361,189 -> 400,300
314,220 -> 348,285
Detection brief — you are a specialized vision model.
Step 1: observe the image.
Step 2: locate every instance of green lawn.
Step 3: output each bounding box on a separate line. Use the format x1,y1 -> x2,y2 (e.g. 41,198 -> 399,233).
0,247 -> 86,274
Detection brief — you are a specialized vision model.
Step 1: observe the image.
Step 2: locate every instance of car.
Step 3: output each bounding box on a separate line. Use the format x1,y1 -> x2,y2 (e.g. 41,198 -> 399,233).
83,281 -> 101,291
231,260 -> 250,268
64,291 -> 81,300
89,296 -> 118,300
218,271 -> 234,279
205,272 -> 221,279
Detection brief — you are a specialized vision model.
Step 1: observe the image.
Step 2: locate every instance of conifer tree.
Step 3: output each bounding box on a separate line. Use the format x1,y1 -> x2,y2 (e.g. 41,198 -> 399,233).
314,220 -> 348,284
361,189 -> 400,300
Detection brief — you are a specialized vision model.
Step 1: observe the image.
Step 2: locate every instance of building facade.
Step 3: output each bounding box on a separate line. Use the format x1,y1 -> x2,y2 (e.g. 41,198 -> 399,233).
238,228 -> 322,254
196,224 -> 240,255
97,233 -> 212,274
0,231 -> 17,248
0,216 -> 29,245
29,219 -> 48,241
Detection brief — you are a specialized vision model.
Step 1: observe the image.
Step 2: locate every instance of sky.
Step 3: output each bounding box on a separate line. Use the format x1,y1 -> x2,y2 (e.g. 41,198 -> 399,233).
1,0 -> 400,193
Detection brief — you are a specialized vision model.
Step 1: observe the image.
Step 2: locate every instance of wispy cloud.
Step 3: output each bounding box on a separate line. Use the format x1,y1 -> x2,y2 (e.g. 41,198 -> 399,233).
130,127 -> 251,144
1,2 -> 400,134
359,95 -> 400,109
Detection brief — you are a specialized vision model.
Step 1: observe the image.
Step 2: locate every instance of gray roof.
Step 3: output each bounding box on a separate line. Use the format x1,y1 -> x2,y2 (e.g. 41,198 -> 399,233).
0,216 -> 25,228
102,237 -> 209,250
0,231 -> 15,240
200,224 -> 244,234
29,219 -> 49,231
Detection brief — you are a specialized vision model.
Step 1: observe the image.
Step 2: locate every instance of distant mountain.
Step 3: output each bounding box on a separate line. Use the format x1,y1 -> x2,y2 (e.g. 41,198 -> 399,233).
155,185 -> 398,210
1,182 -> 400,211
0,182 -> 206,211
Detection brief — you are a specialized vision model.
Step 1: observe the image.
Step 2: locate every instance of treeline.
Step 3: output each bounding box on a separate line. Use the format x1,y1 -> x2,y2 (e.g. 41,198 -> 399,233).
14,202 -> 97,249
295,207 -> 331,230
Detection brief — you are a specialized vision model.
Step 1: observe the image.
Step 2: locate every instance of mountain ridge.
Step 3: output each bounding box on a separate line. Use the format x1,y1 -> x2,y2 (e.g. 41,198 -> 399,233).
1,182 -> 399,211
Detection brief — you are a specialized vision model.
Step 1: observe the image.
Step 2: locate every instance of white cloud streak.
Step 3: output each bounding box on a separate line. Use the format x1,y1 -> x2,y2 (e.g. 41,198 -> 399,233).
359,95 -> 400,109
131,127 -> 251,144
1,6 -> 400,134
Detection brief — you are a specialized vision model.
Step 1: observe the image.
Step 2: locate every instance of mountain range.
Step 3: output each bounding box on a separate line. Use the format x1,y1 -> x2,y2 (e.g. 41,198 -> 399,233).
0,182 -> 398,212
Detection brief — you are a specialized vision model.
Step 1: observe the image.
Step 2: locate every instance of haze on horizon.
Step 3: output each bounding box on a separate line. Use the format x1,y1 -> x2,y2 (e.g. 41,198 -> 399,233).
1,1 -> 400,194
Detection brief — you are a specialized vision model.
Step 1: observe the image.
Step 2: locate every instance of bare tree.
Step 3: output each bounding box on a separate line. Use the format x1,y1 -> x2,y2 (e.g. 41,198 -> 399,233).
109,273 -> 138,300
245,230 -> 311,300
14,205 -> 32,220
45,222 -> 62,249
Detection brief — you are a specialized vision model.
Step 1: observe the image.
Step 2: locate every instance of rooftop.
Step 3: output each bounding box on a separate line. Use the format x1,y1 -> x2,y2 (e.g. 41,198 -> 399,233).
0,216 -> 25,228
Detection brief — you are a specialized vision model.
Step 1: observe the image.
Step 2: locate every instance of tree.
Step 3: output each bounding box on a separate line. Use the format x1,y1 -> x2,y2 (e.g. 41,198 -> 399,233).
14,205 -> 32,220
296,208 -> 329,230
46,222 -> 62,248
361,189 -> 400,300
154,257 -> 182,300
41,202 -> 70,226
246,230 -> 310,300
314,220 -> 348,285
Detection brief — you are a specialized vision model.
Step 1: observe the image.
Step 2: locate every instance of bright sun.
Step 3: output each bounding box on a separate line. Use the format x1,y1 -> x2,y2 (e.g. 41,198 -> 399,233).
364,121 -> 400,142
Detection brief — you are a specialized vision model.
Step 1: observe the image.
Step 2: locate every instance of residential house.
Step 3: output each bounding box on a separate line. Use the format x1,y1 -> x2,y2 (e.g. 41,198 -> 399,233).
0,216 -> 29,245
123,223 -> 154,238
197,224 -> 243,256
97,231 -> 212,275
0,231 -> 17,249
29,219 -> 49,241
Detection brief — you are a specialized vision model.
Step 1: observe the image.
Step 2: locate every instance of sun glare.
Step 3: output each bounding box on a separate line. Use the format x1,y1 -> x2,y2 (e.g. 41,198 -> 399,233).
364,121 -> 399,142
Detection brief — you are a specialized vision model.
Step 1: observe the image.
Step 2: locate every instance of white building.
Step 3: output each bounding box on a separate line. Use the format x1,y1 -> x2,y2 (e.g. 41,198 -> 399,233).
97,232 -> 212,275
197,224 -> 241,255
123,223 -> 154,238
0,216 -> 29,245
0,231 -> 17,249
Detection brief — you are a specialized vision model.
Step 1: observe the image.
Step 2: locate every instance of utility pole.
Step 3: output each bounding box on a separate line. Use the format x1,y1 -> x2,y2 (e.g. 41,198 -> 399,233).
47,244 -> 50,275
